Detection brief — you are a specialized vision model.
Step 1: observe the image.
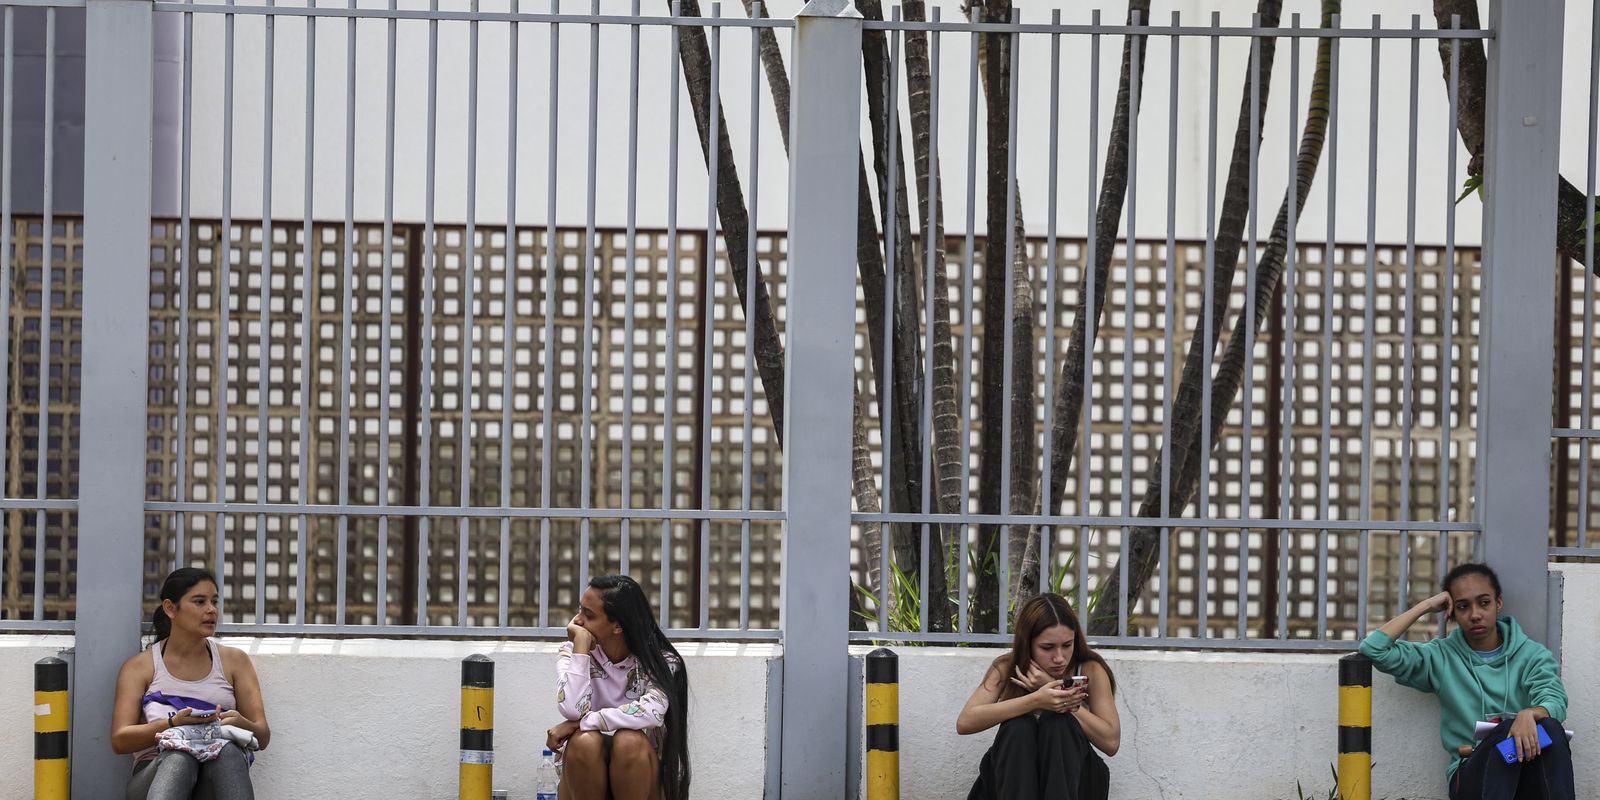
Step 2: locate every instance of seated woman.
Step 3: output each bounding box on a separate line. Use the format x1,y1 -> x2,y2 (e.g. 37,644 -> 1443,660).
545,574 -> 690,800
957,593 -> 1119,800
112,567 -> 271,800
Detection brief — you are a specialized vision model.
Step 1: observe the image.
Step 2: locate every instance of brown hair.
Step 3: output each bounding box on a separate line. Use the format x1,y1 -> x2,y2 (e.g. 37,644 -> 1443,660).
995,593 -> 1117,702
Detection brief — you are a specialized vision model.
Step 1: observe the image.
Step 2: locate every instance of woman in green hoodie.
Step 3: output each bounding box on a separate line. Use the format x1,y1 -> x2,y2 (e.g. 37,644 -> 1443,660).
1359,562 -> 1572,800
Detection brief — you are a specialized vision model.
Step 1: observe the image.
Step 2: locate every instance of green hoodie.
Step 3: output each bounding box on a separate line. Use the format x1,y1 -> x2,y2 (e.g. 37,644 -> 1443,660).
1358,615 -> 1567,785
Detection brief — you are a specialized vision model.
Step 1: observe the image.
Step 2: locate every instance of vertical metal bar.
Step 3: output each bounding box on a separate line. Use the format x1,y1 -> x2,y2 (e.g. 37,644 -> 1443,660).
381,0 -> 399,627
738,2 -> 763,630
997,9 -> 1020,634
660,1 -> 682,629
1079,13 -> 1100,624
256,0 -> 276,625
579,0 -> 600,607
1158,10 -> 1178,638
74,0 -> 155,790
0,8 -> 10,612
1039,8 -> 1060,599
297,3 -> 315,626
176,8 -> 193,571
1438,17 -> 1462,638
1117,11 -> 1139,639
1317,14 -> 1341,640
1397,18 -> 1421,612
1359,19 -> 1380,635
1199,10 -> 1219,638
458,0 -> 482,627
918,8 -> 941,634
36,8 -> 56,618
1579,3 -> 1598,553
499,0 -> 520,628
958,19 -> 979,635
217,1 -> 235,613
620,0 -> 641,577
698,2 -> 724,631
1478,0 -> 1563,639
335,0 -> 357,626
419,0 -> 441,626
538,0 -> 560,629
1241,21 -> 1260,640
1276,17 -> 1301,641
780,5 -> 860,792
877,2 -> 898,635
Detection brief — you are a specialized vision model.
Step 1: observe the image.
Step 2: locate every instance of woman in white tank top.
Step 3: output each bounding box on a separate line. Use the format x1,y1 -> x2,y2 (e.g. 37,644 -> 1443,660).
111,568 -> 272,799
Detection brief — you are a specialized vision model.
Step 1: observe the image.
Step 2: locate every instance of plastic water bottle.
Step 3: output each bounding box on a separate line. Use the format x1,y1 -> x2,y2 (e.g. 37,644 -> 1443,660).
534,748 -> 559,800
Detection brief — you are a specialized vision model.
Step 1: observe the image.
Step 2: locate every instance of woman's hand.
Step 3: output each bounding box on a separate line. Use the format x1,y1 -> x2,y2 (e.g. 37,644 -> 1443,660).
566,614 -> 595,652
1509,710 -> 1543,761
1420,590 -> 1453,615
1007,660 -> 1053,693
546,719 -> 580,752
216,709 -> 256,732
1028,680 -> 1076,714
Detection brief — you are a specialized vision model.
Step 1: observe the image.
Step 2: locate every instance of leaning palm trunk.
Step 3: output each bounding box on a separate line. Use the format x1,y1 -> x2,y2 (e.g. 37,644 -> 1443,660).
1015,0 -> 1154,604
859,0 -> 936,610
672,0 -> 787,441
903,0 -> 959,631
1430,0 -> 1594,272
1089,0 -> 1332,636
969,0 -> 1038,633
853,383 -> 886,598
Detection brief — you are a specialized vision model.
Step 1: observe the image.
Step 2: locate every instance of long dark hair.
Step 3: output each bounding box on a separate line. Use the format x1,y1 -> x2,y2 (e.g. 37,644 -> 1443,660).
590,574 -> 690,800
996,593 -> 1117,702
150,567 -> 217,646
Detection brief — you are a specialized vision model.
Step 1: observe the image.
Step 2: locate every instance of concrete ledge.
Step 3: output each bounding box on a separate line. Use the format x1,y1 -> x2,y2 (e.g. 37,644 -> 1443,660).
1,636 -> 778,799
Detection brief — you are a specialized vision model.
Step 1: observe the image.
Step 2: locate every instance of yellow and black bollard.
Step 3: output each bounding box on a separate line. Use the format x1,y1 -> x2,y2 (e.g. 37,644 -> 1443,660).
34,655 -> 68,800
459,654 -> 494,800
1337,652 -> 1372,800
865,647 -> 899,800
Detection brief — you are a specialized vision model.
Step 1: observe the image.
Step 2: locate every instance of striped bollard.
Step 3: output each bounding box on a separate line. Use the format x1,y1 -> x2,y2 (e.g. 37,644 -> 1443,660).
1337,652 -> 1372,800
34,656 -> 69,800
459,654 -> 494,800
865,648 -> 899,800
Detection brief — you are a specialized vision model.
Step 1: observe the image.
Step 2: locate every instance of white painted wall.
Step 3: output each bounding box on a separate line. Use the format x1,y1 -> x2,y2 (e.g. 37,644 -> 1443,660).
171,0 -> 1600,247
1,637 -> 776,800
4,565 -> 1596,799
877,563 -> 1600,800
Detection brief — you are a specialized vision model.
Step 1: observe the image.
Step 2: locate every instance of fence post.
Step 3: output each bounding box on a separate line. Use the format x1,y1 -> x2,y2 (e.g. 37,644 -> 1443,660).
1476,0 -> 1564,641
780,0 -> 861,796
1336,653 -> 1371,800
71,0 -> 154,795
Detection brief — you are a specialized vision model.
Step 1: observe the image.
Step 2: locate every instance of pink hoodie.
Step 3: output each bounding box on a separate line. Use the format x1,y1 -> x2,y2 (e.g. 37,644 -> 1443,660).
555,641 -> 676,748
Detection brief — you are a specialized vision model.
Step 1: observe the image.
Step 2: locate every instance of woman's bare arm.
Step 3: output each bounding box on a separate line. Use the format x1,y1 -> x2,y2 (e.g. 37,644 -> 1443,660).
221,646 -> 271,750
955,660 -> 1068,736
1067,661 -> 1120,756
110,653 -> 164,755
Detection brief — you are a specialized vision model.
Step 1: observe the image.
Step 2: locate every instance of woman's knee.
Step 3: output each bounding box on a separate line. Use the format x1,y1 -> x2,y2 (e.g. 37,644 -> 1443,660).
565,730 -> 609,766
611,730 -> 655,764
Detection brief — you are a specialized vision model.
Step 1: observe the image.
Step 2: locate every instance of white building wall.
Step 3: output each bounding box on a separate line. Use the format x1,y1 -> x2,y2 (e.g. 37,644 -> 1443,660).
170,0 -> 1600,248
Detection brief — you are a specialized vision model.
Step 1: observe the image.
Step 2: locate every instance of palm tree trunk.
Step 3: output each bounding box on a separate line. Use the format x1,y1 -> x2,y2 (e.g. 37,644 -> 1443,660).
672,0 -> 787,441
1430,0 -> 1593,272
859,0 -> 930,605
969,0 -> 1036,633
902,0 -> 957,632
1089,0 -> 1332,636
853,383 -> 885,599
1018,0 -> 1153,603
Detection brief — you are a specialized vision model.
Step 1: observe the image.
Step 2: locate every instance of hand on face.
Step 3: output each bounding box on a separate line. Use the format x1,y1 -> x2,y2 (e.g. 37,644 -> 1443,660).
566,613 -> 595,650
1008,659 -> 1054,693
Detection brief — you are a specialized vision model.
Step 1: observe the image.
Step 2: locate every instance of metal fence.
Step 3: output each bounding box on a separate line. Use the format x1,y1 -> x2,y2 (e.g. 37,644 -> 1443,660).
1,0 -> 1594,647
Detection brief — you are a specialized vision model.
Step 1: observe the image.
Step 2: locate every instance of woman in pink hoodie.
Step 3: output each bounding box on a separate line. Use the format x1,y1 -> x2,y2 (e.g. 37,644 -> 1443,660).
546,575 -> 690,800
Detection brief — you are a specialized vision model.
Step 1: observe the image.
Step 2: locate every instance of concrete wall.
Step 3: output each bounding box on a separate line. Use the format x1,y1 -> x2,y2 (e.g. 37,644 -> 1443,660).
879,563 -> 1600,800
1,637 -> 777,800
4,565 -> 1596,798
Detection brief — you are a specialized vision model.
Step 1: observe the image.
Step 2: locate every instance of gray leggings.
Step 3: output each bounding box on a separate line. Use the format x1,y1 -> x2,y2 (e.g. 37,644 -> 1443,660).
126,746 -> 254,800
